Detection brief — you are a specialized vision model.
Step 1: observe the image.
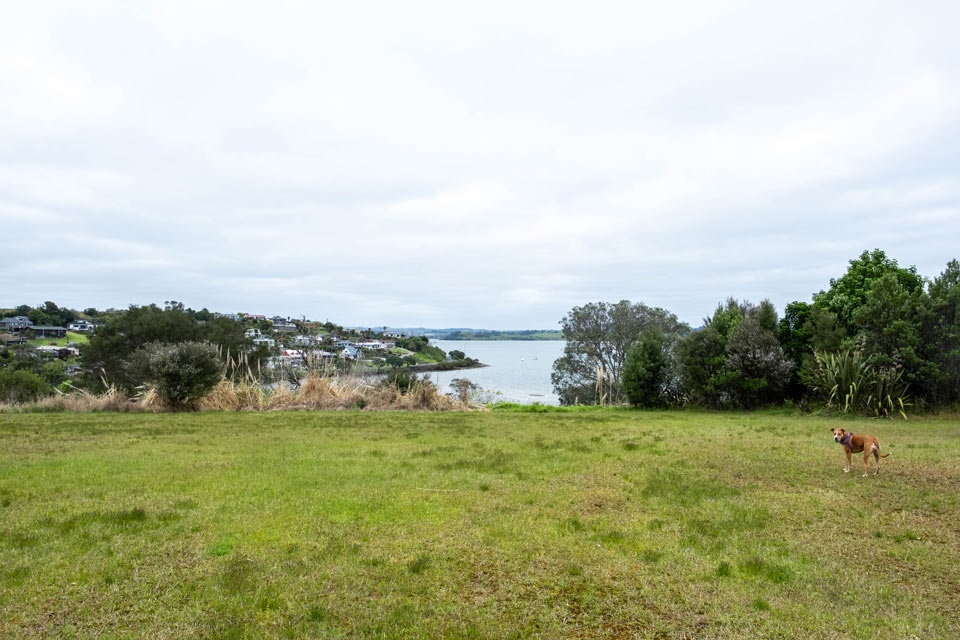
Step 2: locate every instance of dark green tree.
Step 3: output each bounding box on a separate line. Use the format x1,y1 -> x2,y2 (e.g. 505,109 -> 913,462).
813,249 -> 924,339
622,329 -> 669,408
679,298 -> 791,408
922,259 -> 960,405
81,304 -> 260,391
385,354 -> 406,369
853,270 -> 934,399
722,316 -> 794,408
82,304 -> 203,389
677,326 -> 727,407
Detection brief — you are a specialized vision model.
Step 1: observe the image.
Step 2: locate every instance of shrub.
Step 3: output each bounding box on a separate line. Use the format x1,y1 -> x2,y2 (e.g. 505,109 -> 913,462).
381,369 -> 420,393
0,369 -> 52,404
450,377 -> 480,403
132,342 -> 222,410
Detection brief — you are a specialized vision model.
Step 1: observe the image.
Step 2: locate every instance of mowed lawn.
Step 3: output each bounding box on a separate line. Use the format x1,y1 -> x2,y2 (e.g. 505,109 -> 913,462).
1,410 -> 958,639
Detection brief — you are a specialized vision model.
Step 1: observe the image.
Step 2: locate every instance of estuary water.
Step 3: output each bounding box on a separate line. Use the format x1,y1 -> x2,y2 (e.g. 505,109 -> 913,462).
428,340 -> 565,405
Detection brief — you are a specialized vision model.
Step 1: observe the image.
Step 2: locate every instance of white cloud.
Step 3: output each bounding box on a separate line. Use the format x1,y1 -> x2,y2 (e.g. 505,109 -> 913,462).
2,0 -> 959,327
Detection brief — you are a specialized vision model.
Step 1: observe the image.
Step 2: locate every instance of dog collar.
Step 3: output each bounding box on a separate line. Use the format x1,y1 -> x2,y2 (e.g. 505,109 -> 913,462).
840,433 -> 852,446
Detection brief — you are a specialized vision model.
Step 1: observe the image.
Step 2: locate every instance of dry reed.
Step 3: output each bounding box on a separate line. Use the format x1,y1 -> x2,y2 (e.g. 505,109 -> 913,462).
24,383 -> 140,413
4,372 -> 474,413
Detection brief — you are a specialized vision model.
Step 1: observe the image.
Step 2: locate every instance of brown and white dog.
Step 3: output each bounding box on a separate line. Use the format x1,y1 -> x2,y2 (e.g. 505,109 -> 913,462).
831,428 -> 889,476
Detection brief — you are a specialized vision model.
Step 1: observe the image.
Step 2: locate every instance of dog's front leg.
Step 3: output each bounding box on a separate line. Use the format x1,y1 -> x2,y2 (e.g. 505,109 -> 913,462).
843,449 -> 852,473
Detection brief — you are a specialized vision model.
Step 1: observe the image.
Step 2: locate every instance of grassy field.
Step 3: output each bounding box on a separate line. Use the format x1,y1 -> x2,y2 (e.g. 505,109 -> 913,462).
26,331 -> 89,347
1,410 -> 957,639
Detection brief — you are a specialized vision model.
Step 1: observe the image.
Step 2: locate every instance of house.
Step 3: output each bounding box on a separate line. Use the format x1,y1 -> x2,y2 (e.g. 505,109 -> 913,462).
0,332 -> 24,345
359,340 -> 395,351
0,316 -> 32,332
340,345 -> 361,360
67,320 -> 97,332
0,317 -> 67,338
273,323 -> 298,334
30,325 -> 68,339
35,345 -> 77,358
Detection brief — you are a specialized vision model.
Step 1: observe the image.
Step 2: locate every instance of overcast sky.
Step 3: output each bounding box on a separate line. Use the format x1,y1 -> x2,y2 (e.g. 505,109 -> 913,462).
2,1 -> 958,329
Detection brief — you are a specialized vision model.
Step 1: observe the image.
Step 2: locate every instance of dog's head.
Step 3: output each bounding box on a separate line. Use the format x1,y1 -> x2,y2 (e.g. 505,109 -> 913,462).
831,428 -> 847,443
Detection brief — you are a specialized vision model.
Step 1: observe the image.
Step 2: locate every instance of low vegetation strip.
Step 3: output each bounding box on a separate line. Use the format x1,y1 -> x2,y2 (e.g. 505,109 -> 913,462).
1,411 -> 958,638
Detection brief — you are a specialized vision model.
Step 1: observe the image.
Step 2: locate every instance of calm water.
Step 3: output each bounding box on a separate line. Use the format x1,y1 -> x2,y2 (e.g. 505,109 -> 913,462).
429,340 -> 565,405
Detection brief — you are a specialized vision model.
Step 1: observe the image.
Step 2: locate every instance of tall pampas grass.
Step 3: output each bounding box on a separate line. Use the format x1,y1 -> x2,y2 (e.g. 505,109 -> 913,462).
5,366 -> 476,413
24,381 -> 139,413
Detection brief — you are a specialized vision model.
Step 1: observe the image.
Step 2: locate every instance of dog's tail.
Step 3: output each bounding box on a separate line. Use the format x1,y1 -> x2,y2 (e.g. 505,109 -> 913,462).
879,453 -> 891,458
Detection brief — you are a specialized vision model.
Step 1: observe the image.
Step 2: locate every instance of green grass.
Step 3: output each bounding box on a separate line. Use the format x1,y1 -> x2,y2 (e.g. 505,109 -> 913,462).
1,410 -> 958,638
26,331 -> 89,347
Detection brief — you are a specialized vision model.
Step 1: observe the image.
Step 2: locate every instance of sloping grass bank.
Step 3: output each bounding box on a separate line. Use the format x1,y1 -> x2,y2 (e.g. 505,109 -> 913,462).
1,411 -> 958,638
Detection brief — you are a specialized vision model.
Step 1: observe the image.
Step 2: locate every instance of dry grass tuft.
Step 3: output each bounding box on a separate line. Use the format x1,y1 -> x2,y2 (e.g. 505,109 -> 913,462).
257,374 -> 468,411
26,383 -> 140,413
198,379 -> 264,411
4,373 -> 474,413
298,374 -> 361,409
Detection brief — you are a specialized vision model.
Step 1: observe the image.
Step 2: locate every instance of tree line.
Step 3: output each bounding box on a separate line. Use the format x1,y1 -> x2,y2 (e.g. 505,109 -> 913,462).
1,301 -> 474,408
551,250 -> 960,414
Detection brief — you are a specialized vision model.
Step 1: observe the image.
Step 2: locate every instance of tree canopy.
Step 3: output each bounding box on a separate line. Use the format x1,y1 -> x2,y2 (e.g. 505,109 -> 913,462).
551,301 -> 689,405
80,304 -> 257,391
553,250 -> 960,413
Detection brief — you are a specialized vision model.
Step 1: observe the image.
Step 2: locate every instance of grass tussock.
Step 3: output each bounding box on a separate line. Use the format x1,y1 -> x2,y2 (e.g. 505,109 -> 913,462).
2,373 -> 472,413
20,383 -> 139,413
198,378 -> 265,411
204,373 -> 469,412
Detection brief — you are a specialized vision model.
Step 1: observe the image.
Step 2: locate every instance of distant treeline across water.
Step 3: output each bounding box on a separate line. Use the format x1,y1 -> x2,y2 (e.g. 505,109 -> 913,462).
439,330 -> 562,341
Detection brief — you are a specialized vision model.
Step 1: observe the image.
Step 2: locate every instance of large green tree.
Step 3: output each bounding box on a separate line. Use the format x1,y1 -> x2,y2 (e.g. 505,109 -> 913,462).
622,329 -> 672,408
808,249 -> 948,408
678,299 -> 791,409
552,300 -> 688,405
81,304 -> 255,391
722,316 -> 794,408
813,249 -> 924,340
82,304 -> 202,389
923,259 -> 960,405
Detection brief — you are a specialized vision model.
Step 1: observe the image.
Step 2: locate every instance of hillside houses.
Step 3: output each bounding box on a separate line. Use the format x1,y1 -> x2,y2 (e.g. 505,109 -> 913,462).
3,304 -> 423,378
67,319 -> 98,332
0,316 -> 68,338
